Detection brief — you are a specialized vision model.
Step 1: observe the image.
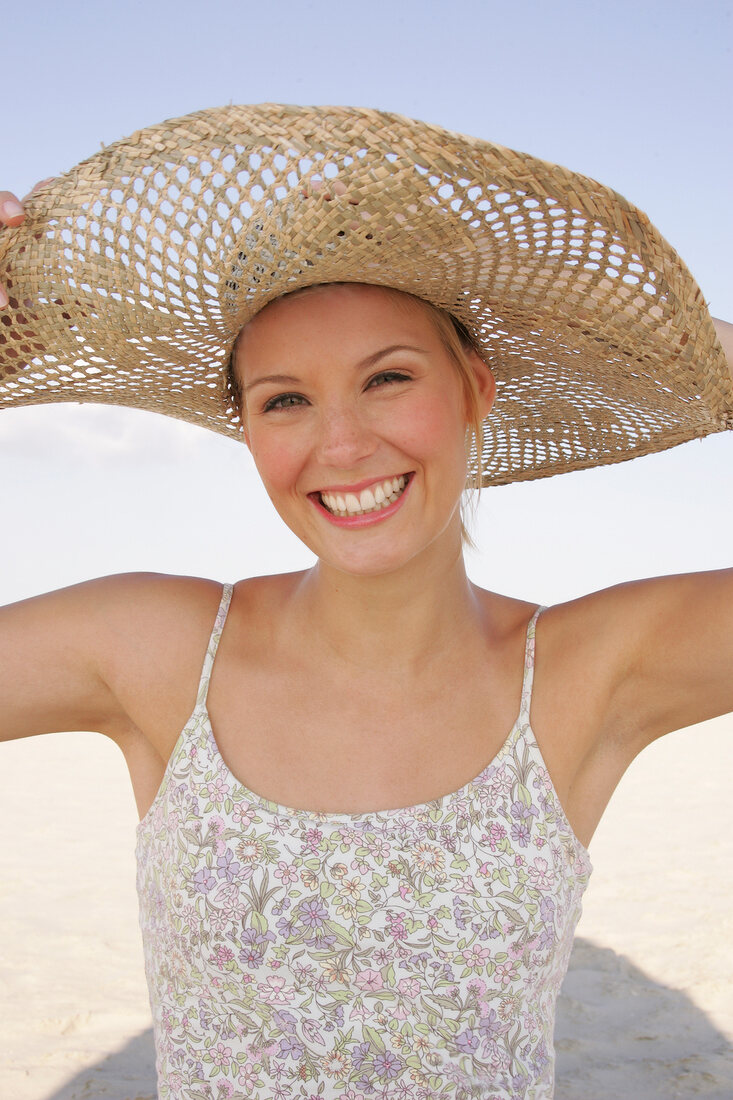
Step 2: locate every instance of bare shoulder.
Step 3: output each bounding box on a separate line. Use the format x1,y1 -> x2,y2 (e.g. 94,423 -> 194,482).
0,572 -> 225,746
536,567 -> 733,751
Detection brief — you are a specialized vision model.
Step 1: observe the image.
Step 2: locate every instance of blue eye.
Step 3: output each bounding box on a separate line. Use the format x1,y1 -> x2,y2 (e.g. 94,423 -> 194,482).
263,392 -> 307,412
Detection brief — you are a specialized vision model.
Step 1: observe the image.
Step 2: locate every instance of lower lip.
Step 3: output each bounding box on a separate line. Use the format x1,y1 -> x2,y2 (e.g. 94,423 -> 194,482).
310,476 -> 413,528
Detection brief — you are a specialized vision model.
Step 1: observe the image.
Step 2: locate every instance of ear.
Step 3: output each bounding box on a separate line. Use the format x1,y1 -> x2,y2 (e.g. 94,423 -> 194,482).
467,349 -> 496,418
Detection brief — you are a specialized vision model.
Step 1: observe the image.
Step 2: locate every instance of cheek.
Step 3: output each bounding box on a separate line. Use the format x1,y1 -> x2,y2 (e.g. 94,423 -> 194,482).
247,430 -> 305,498
400,389 -> 468,471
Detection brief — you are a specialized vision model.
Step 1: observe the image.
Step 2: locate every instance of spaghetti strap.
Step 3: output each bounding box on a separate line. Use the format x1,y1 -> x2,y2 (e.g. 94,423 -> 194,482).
194,583 -> 234,710
518,605 -> 544,720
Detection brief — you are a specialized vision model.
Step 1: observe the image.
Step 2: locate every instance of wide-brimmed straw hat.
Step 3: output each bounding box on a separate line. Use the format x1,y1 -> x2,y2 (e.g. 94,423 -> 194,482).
1,103 -> 731,485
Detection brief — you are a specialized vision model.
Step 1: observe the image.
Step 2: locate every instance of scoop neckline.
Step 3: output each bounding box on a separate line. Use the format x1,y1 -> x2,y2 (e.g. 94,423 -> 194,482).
198,703 -> 527,824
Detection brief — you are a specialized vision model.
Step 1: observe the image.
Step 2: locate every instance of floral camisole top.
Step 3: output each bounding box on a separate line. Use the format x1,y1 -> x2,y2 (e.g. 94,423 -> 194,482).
136,585 -> 592,1100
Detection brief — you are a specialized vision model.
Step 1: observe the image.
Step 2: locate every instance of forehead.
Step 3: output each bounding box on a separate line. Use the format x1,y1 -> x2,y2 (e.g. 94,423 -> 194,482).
236,284 -> 440,368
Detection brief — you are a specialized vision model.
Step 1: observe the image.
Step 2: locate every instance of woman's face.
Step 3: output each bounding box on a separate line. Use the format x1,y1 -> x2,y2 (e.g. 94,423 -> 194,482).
235,284 -> 494,577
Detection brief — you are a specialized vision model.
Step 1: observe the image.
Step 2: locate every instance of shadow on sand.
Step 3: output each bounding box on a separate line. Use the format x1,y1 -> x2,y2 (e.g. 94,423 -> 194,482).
46,937 -> 733,1100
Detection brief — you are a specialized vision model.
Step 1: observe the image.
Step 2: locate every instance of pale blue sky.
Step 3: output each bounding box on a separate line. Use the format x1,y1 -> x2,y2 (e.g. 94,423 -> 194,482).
2,0 -> 732,604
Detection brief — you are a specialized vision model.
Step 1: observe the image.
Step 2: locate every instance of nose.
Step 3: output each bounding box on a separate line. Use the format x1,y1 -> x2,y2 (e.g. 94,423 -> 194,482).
315,403 -> 377,468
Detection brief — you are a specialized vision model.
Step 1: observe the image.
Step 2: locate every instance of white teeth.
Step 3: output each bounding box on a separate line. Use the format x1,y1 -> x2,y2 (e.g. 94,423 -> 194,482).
320,475 -> 408,517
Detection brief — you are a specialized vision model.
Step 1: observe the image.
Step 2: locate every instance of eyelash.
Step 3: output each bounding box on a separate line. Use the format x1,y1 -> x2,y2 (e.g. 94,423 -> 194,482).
261,370 -> 411,413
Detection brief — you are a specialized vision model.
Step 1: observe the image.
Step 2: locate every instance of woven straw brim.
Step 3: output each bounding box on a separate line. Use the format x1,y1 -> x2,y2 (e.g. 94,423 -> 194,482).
1,104 -> 731,486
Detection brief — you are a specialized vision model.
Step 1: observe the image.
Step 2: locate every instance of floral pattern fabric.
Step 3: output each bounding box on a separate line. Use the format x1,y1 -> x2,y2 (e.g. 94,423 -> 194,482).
136,585 -> 592,1099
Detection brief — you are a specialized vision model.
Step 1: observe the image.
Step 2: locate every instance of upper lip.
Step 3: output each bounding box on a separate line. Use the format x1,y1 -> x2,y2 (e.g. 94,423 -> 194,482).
312,473 -> 412,495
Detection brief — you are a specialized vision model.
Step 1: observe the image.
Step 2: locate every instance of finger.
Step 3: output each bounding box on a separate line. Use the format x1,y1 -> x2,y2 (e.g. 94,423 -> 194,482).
0,191 -> 25,227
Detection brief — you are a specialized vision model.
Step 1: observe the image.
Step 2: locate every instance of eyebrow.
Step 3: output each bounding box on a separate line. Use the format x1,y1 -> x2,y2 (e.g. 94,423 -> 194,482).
243,344 -> 428,393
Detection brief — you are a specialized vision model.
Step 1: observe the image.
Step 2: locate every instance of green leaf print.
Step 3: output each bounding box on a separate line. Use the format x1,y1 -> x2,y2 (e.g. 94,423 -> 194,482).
250,911 -> 268,935
363,1024 -> 386,1052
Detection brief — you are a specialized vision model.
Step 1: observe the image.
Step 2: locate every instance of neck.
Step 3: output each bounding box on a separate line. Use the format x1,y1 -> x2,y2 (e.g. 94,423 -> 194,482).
289,536 -> 486,674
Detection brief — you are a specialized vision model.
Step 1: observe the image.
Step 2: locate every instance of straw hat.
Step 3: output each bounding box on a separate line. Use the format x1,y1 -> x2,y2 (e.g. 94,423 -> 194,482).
1,103 -> 731,485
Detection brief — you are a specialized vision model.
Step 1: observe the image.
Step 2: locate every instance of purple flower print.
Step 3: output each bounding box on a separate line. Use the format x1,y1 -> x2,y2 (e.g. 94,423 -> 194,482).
216,850 -> 241,882
374,1050 -> 403,1079
277,1035 -> 304,1060
510,800 -> 538,822
192,868 -> 217,894
510,822 -> 531,848
456,1028 -> 480,1054
237,926 -> 274,969
478,1009 -> 502,1039
297,897 -> 328,930
351,1042 -> 372,1070
273,1009 -> 298,1034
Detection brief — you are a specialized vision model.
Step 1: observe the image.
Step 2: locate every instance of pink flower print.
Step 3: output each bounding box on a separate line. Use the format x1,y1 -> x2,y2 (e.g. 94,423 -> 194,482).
214,946 -> 234,969
489,822 -> 507,851
232,803 -> 256,826
274,861 -> 299,884
302,1018 -> 326,1046
304,827 -> 323,853
367,836 -> 390,860
455,876 -> 478,895
461,944 -> 491,972
427,916 -> 438,930
528,857 -> 552,890
206,778 -> 229,805
348,998 -> 371,1022
258,975 -> 295,1004
489,766 -> 512,798
238,1067 -> 259,1090
373,948 -> 392,967
493,961 -> 519,987
355,968 -> 384,992
398,884 -> 412,901
397,977 -> 421,997
211,1042 -> 233,1068
515,854 -> 524,866
388,917 -> 407,941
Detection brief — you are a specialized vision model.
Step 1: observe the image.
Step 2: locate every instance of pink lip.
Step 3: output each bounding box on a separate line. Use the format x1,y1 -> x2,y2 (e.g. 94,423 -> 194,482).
310,474 -> 413,527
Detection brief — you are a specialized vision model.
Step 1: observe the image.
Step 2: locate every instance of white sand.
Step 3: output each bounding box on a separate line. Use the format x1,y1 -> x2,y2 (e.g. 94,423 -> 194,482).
1,717 -> 731,1099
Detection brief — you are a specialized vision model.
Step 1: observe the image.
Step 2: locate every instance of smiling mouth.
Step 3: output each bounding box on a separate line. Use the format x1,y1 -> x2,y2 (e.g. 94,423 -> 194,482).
318,475 -> 411,518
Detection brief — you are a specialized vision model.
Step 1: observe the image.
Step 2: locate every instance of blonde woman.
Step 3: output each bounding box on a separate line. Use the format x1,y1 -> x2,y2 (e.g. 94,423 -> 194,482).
1,105 -> 732,1099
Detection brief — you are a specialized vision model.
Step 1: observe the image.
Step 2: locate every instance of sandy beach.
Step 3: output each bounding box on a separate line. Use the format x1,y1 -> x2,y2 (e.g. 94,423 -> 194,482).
1,716 -> 731,1100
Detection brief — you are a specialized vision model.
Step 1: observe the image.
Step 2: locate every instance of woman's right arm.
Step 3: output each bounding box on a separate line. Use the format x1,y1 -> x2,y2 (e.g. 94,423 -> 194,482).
0,580 -> 129,742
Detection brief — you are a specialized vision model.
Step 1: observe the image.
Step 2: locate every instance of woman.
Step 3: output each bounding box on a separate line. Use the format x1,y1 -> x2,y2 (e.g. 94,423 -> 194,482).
1,105 -> 732,1099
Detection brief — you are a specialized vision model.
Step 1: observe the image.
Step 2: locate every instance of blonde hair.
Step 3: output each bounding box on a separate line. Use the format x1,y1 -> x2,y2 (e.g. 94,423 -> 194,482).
225,283 -> 488,543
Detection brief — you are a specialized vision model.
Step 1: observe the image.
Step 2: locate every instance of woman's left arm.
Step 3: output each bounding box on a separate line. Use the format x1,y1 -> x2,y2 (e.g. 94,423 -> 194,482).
605,316 -> 733,751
